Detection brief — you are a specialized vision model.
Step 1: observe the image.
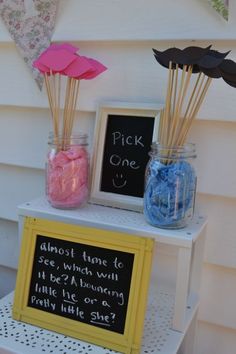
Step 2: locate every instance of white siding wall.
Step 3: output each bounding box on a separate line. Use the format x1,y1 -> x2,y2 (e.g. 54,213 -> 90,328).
0,1 -> 236,353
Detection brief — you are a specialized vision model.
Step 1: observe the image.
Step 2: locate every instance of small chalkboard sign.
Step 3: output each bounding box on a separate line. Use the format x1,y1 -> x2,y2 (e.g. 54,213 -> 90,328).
90,102 -> 162,211
13,217 -> 154,354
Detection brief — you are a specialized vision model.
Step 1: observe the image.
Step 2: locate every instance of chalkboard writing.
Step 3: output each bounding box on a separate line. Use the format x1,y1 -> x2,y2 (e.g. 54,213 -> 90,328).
101,114 -> 155,197
28,235 -> 134,334
13,217 -> 154,352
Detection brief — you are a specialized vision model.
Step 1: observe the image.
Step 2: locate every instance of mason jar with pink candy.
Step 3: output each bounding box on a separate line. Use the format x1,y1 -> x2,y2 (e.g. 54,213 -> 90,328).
46,134 -> 89,209
33,42 -> 107,209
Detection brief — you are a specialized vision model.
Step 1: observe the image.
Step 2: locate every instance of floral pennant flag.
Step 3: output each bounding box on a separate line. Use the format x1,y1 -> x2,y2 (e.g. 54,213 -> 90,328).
0,0 -> 59,89
209,0 -> 229,21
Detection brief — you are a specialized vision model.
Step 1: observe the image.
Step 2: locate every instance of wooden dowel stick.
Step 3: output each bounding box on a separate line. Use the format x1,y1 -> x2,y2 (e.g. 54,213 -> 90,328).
62,77 -> 72,147
67,78 -> 77,138
187,73 -> 206,121
177,65 -> 193,116
167,65 -> 187,147
183,72 -> 202,119
173,73 -> 206,146
55,73 -> 61,138
44,74 -> 54,119
158,109 -> 165,141
68,79 -> 80,137
169,65 -> 192,147
189,76 -> 212,122
177,77 -> 212,145
44,73 -> 60,142
171,64 -> 179,119
162,61 -> 173,145
66,78 -> 75,140
167,65 -> 175,132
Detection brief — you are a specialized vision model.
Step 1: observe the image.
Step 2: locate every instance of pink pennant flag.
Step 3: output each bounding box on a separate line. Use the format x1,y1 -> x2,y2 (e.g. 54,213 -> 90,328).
0,0 -> 59,89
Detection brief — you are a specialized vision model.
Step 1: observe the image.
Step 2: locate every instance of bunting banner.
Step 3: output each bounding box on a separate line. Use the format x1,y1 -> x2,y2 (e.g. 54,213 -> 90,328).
209,0 -> 229,21
0,0 -> 59,89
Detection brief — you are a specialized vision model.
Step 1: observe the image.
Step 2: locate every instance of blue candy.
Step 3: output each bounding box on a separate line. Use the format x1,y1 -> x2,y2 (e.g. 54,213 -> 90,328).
143,160 -> 196,228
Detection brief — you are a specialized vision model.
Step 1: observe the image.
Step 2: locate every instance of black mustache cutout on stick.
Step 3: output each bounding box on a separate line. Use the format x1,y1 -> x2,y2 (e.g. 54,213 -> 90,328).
152,45 -> 236,149
153,46 -> 236,87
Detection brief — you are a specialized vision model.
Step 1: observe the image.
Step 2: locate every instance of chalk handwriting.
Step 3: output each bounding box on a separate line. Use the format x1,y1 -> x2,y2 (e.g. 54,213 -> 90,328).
112,132 -> 144,147
112,173 -> 127,189
40,242 -> 75,258
28,236 -> 134,333
109,154 -> 140,169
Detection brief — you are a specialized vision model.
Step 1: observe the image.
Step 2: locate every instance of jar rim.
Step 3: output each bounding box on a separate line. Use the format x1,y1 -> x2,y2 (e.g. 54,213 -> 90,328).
48,132 -> 88,146
48,132 -> 88,138
149,142 -> 196,159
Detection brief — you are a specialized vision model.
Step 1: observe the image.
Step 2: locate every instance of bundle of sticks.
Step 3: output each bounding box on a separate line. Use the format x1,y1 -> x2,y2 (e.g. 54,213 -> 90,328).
153,46 -> 235,149
33,43 -> 107,149
158,62 -> 212,147
44,73 -> 80,145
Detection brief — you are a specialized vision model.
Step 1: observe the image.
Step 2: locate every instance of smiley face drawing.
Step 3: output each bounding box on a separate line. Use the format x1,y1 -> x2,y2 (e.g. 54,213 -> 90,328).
112,173 -> 127,189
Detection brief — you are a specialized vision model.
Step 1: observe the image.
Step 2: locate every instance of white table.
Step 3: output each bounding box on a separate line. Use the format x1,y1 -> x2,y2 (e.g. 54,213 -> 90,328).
0,197 -> 207,354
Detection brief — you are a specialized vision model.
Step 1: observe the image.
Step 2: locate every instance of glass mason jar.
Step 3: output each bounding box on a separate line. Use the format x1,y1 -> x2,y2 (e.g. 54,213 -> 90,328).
46,134 -> 89,209
143,143 -> 197,229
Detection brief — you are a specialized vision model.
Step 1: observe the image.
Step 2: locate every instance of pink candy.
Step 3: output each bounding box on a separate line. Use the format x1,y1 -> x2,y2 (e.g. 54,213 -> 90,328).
46,146 -> 89,208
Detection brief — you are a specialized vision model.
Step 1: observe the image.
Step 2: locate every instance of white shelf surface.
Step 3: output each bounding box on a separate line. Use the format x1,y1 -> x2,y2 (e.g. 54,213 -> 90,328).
18,197 -> 207,248
0,286 -> 198,354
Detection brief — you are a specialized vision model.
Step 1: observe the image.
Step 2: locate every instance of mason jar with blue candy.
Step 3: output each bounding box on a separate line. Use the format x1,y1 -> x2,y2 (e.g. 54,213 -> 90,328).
143,143 -> 197,229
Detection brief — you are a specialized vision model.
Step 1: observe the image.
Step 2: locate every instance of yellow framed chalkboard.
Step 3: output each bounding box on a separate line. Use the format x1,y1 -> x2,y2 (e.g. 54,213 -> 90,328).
13,217 -> 154,354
